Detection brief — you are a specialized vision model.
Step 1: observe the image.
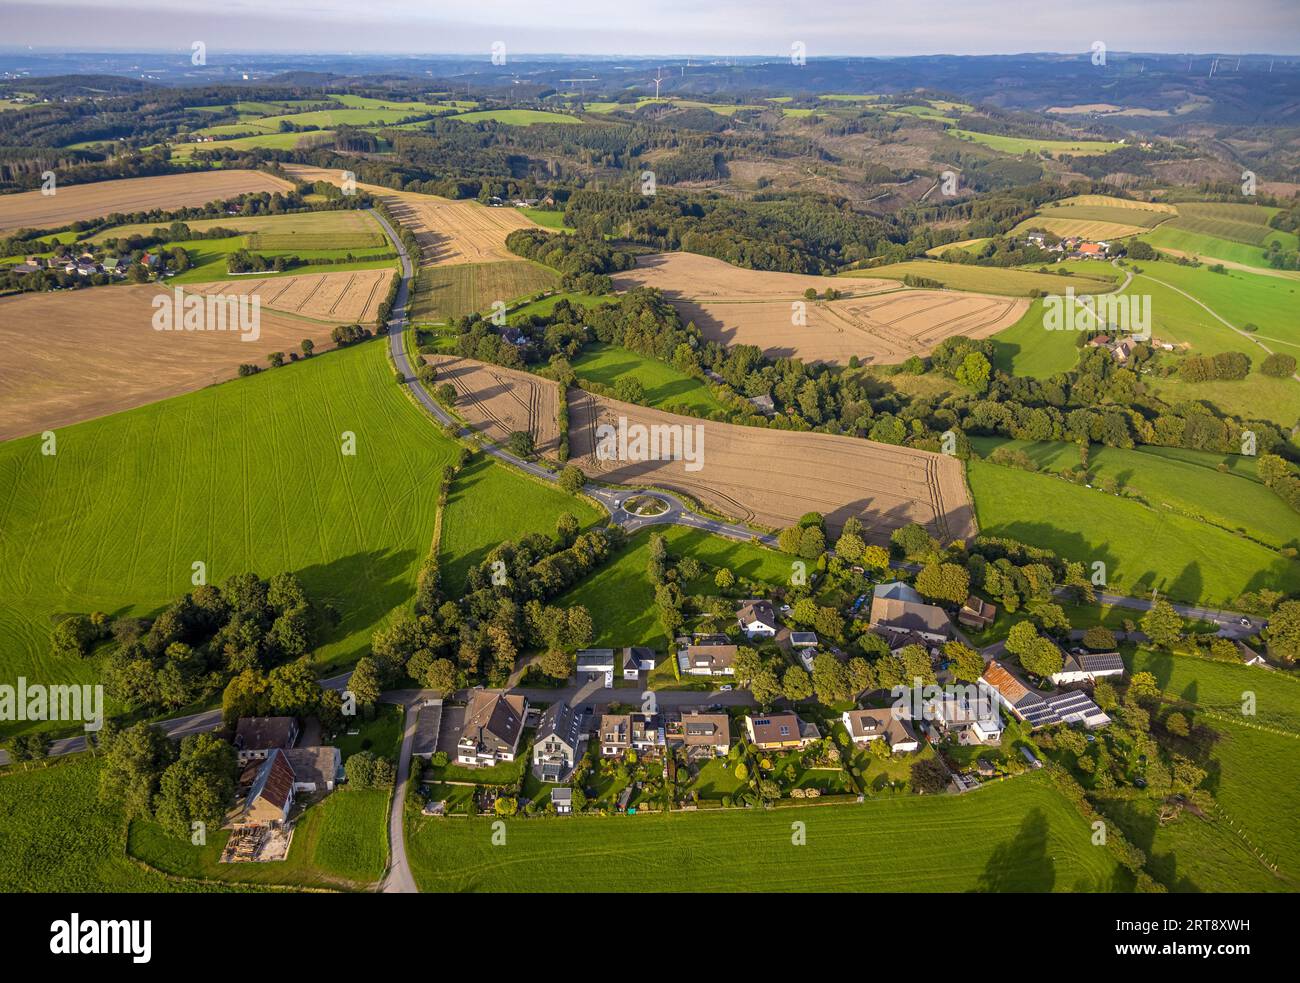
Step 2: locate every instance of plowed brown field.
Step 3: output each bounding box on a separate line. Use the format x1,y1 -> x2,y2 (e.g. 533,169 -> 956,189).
0,170 -> 294,235
186,269 -> 391,323
613,252 -> 1025,366
569,390 -> 975,542
0,285 -> 339,439
432,355 -> 561,457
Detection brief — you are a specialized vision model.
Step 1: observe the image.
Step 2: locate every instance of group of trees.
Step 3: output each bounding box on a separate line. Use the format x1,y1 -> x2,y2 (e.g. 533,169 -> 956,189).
91,571 -> 323,716
99,724 -> 237,840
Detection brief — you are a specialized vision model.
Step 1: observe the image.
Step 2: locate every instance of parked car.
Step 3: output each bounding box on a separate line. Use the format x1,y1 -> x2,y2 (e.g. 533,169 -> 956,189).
1239,617 -> 1252,628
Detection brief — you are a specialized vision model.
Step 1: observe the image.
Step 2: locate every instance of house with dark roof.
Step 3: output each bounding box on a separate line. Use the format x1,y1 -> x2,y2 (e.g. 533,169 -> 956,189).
233,717 -> 299,764
672,711 -> 730,758
236,749 -> 295,827
841,708 -> 920,753
577,649 -> 616,687
622,646 -> 657,681
456,689 -> 528,766
744,712 -> 820,750
958,595 -> 998,630
551,787 -> 573,814
1050,650 -> 1126,686
981,660 -> 1110,730
533,701 -> 585,781
869,585 -> 953,644
737,599 -> 779,638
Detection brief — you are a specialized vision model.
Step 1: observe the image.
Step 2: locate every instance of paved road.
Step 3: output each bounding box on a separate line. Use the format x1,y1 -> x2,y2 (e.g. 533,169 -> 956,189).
370,204 -> 778,551
380,698 -> 419,894
0,673 -> 353,768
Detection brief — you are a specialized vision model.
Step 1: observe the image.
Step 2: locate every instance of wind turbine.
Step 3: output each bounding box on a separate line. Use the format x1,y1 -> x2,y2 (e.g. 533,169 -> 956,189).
652,67 -> 666,100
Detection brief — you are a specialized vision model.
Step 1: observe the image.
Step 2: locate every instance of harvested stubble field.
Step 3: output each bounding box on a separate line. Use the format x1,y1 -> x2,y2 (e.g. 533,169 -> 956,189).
611,252 -> 894,301
185,269 -> 392,323
0,169 -> 293,235
612,252 -> 1026,366
432,355 -> 562,457
0,285 -> 341,439
281,163 -> 537,267
569,390 -> 975,541
384,191 -> 535,266
690,291 -> 1026,365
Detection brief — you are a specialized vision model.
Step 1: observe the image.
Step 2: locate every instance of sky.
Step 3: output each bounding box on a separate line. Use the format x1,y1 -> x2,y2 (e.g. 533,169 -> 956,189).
2,0 -> 1299,56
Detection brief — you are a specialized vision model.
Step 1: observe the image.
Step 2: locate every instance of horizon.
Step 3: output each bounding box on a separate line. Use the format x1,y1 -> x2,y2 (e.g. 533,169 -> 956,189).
4,0 -> 1300,57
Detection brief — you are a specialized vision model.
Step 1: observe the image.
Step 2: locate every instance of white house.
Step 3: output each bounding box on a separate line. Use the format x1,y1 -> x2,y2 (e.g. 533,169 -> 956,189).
1050,651 -> 1126,686
737,599 -> 779,638
679,643 -> 737,677
577,648 -> 616,687
622,646 -> 657,680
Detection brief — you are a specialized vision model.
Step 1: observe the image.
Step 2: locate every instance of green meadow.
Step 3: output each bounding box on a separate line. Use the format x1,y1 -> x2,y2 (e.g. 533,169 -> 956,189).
1130,260 -> 1300,355
405,771 -> 1129,892
970,436 -> 1300,551
989,298 -> 1082,378
448,109 -> 583,125
967,458 -> 1300,606
572,343 -> 728,415
0,757 -> 227,892
127,787 -> 390,889
437,455 -> 605,595
950,130 -> 1123,156
1144,224 -> 1300,271
0,342 -> 456,700
557,525 -> 791,648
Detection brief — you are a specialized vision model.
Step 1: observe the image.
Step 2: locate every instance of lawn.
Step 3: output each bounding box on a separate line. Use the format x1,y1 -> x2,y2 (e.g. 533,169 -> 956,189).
405,770 -> 1129,891
164,233 -> 396,284
437,454 -> 605,594
966,457 -> 1300,607
409,259 -> 556,323
0,341 -> 457,711
521,208 -> 567,230
842,260 -> 1114,296
556,526 -> 790,648
335,703 -> 405,761
1114,647 -> 1300,887
970,436 -> 1300,551
572,343 -> 728,415
127,786 -> 390,889
0,756 -> 220,892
